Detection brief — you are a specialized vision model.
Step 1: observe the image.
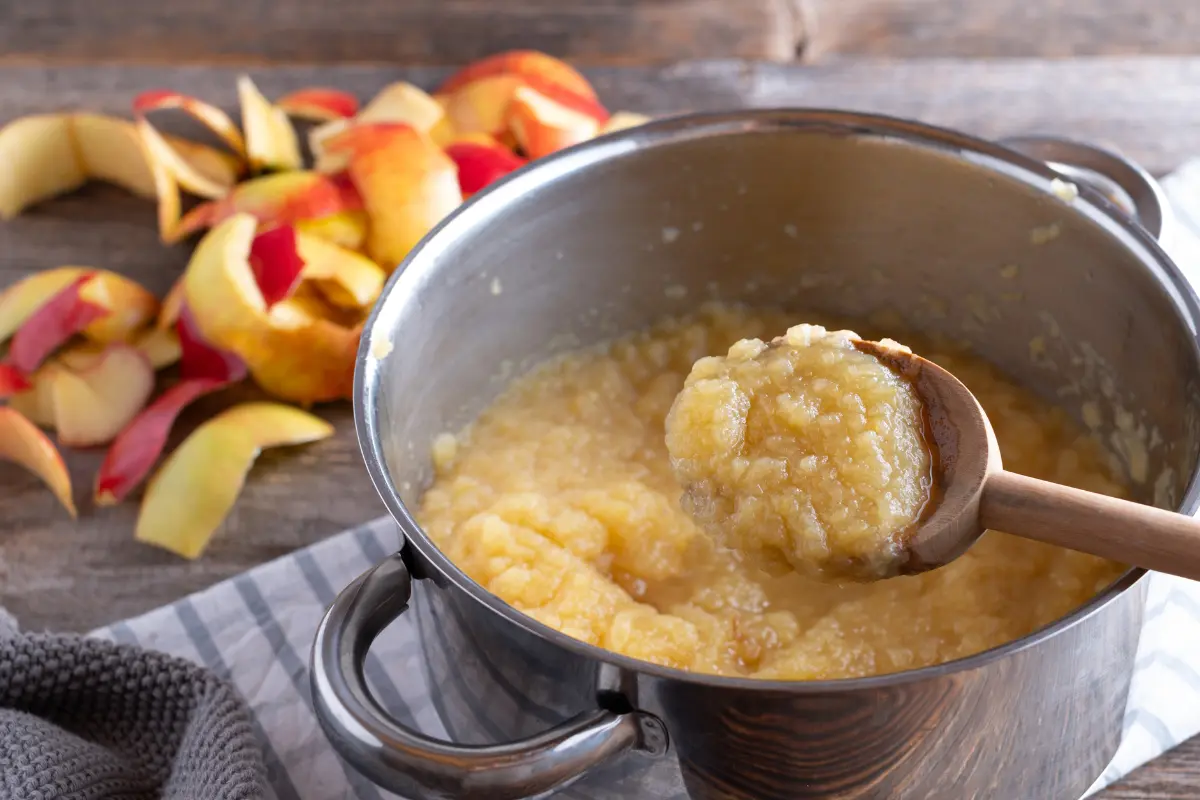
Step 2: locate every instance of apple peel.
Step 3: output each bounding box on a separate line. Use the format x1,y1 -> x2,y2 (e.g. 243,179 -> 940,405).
276,88 -> 359,121
51,344 -> 155,447
0,407 -> 76,517
8,274 -> 109,374
238,75 -> 302,172
296,232 -> 385,308
507,85 -> 600,159
324,124 -> 462,272
310,82 -> 443,172
438,50 -> 598,102
133,90 -> 246,156
445,140 -> 526,197
248,225 -> 305,307
177,305 -> 247,383
94,377 -> 227,506
133,326 -> 182,369
135,402 -> 333,559
0,114 -> 86,220
174,171 -> 362,240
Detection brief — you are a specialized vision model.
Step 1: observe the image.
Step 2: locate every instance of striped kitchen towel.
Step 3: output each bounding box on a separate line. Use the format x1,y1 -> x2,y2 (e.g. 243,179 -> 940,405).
83,514 -> 1200,800
78,159 -> 1200,800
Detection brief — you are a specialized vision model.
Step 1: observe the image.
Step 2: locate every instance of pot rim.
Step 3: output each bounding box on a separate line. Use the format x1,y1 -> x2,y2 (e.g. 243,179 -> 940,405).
355,108 -> 1200,693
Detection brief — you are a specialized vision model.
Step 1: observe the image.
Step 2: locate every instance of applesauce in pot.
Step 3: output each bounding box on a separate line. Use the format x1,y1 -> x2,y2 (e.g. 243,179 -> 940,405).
417,305 -> 1127,681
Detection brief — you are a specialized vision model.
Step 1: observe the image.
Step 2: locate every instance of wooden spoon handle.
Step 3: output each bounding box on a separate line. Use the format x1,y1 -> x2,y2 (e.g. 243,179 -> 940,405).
980,470 -> 1200,580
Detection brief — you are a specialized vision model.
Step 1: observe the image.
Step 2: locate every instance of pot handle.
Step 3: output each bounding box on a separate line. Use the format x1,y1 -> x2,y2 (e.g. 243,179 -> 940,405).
311,551 -> 667,800
1000,135 -> 1173,243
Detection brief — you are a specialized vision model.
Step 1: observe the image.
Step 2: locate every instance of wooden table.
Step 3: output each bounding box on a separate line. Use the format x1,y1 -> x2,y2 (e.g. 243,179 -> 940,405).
2,2 -> 1200,796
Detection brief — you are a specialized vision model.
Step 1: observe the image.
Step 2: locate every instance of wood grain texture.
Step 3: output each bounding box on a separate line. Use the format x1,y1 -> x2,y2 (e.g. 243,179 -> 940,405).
0,0 -> 802,65
800,0 -> 1200,59
1103,735 -> 1200,798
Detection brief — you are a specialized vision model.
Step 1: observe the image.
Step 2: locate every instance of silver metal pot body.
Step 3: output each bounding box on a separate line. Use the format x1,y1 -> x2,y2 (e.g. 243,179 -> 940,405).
312,111 -> 1200,800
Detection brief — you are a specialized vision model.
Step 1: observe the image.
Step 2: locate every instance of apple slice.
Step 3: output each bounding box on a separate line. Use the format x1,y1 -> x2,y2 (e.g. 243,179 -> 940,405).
238,75 -> 302,172
8,274 -> 109,374
174,171 -> 362,241
135,402 -> 334,558
507,85 -> 601,159
248,225 -> 305,307
133,326 -> 182,369
444,139 -> 526,197
323,124 -> 462,271
276,88 -> 359,121
133,90 -> 246,155
0,115 -> 86,219
94,377 -> 227,506
51,344 -> 155,447
296,232 -> 385,308
0,407 -> 76,517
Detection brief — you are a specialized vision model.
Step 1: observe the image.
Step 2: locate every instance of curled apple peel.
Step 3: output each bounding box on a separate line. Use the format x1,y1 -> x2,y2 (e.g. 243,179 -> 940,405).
174,171 -> 362,241
276,88 -> 359,122
8,274 -> 109,374
324,123 -> 462,272
135,402 -> 333,558
0,407 -> 76,517
238,75 -> 302,172
183,214 -> 359,403
51,344 -> 156,447
94,377 -> 228,506
445,139 -> 526,197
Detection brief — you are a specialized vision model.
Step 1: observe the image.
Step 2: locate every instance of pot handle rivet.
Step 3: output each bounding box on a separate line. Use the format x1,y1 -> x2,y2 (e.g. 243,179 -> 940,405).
310,550 -> 666,799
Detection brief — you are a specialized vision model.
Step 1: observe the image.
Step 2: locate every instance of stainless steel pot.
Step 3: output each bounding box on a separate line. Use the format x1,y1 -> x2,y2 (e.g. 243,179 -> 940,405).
312,111 -> 1200,799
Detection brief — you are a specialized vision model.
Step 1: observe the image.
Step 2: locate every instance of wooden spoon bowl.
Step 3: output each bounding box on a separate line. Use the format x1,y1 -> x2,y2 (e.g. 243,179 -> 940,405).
855,339 -> 1200,580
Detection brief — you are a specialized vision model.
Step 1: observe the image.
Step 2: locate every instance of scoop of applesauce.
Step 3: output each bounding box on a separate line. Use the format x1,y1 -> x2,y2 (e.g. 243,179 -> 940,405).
665,324 -> 933,582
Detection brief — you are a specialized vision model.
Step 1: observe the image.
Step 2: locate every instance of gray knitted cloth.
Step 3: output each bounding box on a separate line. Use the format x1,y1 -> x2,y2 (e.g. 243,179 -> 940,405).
0,621 -> 266,799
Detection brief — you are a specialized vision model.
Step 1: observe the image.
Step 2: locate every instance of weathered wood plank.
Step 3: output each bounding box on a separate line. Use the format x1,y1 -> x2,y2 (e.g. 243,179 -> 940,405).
800,0 -> 1200,59
0,0 -> 801,65
1101,735 -> 1200,799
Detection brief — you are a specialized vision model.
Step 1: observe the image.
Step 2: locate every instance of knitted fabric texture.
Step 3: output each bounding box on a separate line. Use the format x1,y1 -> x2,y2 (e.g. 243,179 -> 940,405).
0,633 -> 266,800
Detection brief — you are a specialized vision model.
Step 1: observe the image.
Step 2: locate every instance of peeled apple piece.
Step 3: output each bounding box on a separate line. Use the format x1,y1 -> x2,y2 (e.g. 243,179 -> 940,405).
0,407 -> 76,517
135,402 -> 334,559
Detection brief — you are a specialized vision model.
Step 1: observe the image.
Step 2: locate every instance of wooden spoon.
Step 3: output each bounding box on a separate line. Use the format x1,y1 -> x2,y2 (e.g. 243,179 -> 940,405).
853,339 -> 1200,580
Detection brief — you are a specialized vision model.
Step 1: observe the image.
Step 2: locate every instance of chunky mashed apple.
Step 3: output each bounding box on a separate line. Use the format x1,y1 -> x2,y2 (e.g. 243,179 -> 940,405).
417,306 -> 1126,680
665,325 -> 931,582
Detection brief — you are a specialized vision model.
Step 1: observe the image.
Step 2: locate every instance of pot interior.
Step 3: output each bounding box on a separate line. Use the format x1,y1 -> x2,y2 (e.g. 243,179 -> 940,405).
363,111 -> 1200,585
